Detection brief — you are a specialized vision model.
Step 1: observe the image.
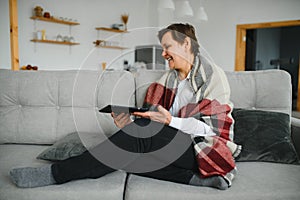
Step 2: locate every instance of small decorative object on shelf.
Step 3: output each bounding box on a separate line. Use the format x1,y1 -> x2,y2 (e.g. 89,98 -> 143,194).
41,30 -> 46,40
56,34 -> 63,42
101,62 -> 107,70
93,40 -> 105,46
63,36 -> 70,42
36,30 -> 42,40
69,36 -> 75,43
123,60 -> 129,70
111,24 -> 124,30
34,6 -> 43,17
43,12 -> 51,18
121,14 -> 129,31
21,64 -> 38,70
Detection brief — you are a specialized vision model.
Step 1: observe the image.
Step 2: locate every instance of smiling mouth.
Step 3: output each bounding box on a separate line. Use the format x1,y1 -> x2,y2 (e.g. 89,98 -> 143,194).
167,57 -> 173,61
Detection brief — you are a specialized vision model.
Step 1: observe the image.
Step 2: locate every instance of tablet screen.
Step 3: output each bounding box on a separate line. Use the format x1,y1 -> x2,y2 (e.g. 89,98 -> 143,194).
99,105 -> 149,114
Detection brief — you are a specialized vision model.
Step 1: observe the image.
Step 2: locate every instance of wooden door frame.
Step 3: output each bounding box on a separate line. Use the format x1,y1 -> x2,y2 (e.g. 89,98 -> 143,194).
235,19 -> 300,71
234,19 -> 300,110
9,0 -> 19,70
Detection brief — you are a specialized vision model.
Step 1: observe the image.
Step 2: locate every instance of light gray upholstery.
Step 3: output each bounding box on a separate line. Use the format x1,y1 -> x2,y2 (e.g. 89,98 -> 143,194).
135,70 -> 165,108
0,144 -> 127,200
135,69 -> 292,115
0,70 -> 135,144
0,69 -> 299,200
125,162 -> 300,200
0,69 -> 134,200
226,70 -> 292,115
130,69 -> 300,200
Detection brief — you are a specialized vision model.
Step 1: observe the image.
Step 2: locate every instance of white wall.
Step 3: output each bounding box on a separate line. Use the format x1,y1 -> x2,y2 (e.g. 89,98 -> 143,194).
1,0 -> 300,71
159,0 -> 300,71
0,0 -> 159,71
0,0 -> 10,69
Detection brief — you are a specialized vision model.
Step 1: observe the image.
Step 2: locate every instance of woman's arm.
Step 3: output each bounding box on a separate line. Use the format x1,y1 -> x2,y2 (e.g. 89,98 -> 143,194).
169,117 -> 215,136
133,105 -> 215,136
133,105 -> 171,125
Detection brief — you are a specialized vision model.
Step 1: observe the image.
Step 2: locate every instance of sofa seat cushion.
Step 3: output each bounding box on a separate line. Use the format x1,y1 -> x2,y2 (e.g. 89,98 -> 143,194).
0,144 -> 127,200
125,162 -> 300,200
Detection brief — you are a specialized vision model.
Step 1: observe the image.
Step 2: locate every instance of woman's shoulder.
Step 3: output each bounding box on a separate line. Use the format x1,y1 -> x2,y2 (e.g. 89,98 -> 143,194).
151,69 -> 177,87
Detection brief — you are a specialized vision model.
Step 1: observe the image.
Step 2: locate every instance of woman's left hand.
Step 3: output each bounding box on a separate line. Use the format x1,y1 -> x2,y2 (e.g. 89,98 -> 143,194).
111,112 -> 133,129
133,105 -> 172,125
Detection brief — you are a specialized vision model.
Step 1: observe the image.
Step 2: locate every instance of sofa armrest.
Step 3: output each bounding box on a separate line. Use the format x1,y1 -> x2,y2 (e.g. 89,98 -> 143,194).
291,117 -> 300,157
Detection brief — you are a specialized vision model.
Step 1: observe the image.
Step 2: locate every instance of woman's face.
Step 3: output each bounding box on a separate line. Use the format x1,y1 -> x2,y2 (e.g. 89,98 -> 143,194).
160,31 -> 191,70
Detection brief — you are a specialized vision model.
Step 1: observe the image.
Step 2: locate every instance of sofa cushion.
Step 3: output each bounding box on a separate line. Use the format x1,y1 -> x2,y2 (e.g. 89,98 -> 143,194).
0,144 -> 127,200
125,162 -> 300,200
135,69 -> 165,107
135,70 -> 292,116
225,70 -> 292,116
0,70 -> 134,145
36,132 -> 104,161
232,108 -> 299,164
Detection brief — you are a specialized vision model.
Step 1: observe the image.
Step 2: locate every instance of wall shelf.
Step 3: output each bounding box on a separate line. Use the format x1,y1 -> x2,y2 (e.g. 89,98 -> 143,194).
94,27 -> 128,49
30,16 -> 79,47
31,39 -> 80,45
95,27 -> 127,33
96,45 -> 127,50
93,40 -> 127,49
30,16 -> 80,25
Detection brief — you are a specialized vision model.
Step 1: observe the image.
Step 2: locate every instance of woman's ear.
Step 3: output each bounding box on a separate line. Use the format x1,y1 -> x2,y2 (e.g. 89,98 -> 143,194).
184,37 -> 192,52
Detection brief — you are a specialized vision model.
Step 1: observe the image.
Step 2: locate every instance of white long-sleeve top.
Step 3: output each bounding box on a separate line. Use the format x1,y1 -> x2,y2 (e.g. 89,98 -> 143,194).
168,76 -> 215,137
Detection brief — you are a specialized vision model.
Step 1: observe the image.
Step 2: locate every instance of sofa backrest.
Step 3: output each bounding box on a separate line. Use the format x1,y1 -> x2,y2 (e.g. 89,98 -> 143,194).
0,69 -> 291,145
135,69 -> 292,116
0,69 -> 135,144
225,70 -> 291,115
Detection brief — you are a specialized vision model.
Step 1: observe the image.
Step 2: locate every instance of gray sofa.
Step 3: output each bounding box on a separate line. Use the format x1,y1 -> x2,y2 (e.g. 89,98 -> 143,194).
0,69 -> 299,200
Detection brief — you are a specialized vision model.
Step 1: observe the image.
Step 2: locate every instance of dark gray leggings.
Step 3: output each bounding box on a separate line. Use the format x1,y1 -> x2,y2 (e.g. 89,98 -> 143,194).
52,118 -> 198,184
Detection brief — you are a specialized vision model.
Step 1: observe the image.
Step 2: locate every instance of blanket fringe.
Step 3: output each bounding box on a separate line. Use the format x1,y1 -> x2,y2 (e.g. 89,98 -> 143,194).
233,145 -> 242,158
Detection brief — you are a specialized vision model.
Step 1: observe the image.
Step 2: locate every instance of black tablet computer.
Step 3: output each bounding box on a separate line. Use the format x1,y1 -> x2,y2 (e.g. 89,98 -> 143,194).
99,105 -> 149,114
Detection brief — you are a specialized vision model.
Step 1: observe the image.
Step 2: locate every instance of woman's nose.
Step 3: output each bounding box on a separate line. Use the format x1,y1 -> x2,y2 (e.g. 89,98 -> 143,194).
162,49 -> 167,58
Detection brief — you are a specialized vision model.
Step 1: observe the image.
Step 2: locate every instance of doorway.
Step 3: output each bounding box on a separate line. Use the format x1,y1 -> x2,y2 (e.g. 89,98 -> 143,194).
235,20 -> 300,111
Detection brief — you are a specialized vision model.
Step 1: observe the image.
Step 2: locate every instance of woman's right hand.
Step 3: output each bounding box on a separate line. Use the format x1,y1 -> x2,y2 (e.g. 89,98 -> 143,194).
111,112 -> 133,129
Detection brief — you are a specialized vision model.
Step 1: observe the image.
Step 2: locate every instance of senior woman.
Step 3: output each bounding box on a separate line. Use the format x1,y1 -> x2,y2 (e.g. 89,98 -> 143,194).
10,23 -> 240,190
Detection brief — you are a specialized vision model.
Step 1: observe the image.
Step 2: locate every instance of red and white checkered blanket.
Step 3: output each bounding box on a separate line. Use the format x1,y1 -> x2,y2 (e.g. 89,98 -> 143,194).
143,54 -> 241,186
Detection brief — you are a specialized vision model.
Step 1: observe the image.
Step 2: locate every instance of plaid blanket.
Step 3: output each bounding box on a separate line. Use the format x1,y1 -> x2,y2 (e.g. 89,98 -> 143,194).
143,54 -> 241,186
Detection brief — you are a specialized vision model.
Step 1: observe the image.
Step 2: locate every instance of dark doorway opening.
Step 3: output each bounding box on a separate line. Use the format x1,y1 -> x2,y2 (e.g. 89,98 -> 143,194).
245,26 -> 300,110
